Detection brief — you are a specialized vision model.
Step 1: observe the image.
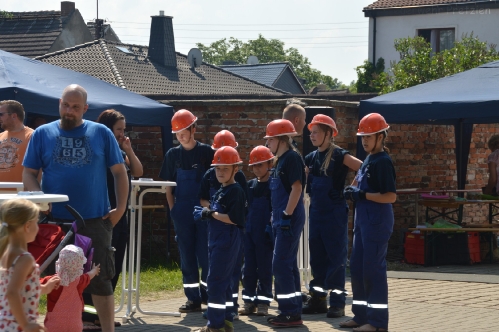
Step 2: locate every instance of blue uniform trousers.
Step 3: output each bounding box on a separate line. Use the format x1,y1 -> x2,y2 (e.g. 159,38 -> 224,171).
206,220 -> 241,329
308,202 -> 348,307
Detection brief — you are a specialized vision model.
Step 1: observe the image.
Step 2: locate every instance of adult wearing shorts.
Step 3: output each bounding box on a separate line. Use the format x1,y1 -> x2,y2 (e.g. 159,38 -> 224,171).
23,84 -> 129,332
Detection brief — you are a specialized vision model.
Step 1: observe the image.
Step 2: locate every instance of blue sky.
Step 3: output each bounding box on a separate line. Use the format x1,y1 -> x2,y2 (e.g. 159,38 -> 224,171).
3,0 -> 376,85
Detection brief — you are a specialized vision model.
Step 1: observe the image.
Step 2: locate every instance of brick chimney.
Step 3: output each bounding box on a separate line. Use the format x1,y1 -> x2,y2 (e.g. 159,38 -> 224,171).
148,11 -> 177,68
60,1 -> 75,17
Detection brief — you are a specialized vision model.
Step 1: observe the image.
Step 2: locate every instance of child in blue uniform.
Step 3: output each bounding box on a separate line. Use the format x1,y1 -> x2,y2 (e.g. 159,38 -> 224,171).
159,109 -> 214,312
193,146 -> 247,332
199,130 -> 247,320
239,145 -> 274,316
303,114 -> 362,318
264,119 -> 306,327
340,113 -> 396,332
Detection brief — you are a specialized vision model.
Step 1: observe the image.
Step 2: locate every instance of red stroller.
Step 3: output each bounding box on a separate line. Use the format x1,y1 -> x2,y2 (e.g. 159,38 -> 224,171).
28,205 -> 93,273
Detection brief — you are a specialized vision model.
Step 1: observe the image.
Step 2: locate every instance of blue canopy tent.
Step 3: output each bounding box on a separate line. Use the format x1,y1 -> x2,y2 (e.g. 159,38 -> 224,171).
359,60 -> 499,190
0,49 -> 173,154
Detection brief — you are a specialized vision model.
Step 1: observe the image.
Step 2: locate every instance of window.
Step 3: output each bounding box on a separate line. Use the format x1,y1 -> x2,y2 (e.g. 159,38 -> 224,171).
418,28 -> 455,52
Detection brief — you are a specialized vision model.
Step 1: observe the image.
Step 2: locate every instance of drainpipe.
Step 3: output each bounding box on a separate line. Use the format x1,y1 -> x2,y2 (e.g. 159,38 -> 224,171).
372,16 -> 377,65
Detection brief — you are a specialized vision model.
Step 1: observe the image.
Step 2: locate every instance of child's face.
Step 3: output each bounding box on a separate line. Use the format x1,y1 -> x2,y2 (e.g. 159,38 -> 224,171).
361,134 -> 382,153
309,124 -> 326,147
251,162 -> 269,178
215,165 -> 236,185
25,217 -> 39,243
175,127 -> 195,146
266,137 -> 279,154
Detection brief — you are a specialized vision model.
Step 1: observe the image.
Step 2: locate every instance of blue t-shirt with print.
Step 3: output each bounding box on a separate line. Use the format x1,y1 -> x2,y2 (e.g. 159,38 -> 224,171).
23,120 -> 124,220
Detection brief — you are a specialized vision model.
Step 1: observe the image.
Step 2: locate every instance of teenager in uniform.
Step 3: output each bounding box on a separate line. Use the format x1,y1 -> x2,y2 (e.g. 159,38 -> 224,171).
303,114 -> 362,318
340,113 -> 396,332
264,119 -> 306,327
198,130 -> 247,319
239,145 -> 274,317
192,146 -> 247,332
159,109 -> 214,312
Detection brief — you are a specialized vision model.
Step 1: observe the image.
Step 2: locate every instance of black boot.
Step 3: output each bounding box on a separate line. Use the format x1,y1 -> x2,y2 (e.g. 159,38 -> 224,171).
302,292 -> 327,314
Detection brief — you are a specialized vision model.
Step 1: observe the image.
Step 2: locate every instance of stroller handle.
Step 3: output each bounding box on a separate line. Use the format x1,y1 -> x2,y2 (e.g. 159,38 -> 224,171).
39,205 -> 86,273
65,205 -> 86,231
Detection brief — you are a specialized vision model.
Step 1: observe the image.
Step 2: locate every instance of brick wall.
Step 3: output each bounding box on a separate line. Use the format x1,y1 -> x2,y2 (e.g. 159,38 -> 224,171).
127,98 -> 499,261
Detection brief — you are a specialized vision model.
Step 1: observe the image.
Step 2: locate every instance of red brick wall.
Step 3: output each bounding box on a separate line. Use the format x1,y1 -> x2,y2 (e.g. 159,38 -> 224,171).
127,99 -> 499,260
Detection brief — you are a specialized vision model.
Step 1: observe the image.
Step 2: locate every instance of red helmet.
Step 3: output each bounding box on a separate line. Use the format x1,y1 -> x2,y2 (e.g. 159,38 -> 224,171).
212,130 -> 238,150
263,119 -> 297,139
171,109 -> 197,133
357,113 -> 390,136
211,146 -> 243,166
248,145 -> 274,166
307,114 -> 338,137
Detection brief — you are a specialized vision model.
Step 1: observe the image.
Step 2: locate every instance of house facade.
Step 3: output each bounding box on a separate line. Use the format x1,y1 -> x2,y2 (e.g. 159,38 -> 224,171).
364,1 -> 499,66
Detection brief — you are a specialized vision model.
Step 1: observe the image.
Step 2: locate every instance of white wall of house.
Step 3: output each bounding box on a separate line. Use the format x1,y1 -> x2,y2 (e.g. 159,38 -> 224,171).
367,8 -> 499,68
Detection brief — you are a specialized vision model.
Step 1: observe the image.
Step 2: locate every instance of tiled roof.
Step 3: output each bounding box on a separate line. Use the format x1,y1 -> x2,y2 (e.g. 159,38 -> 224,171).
36,40 -> 286,96
0,11 -> 64,58
365,0 -> 477,10
220,63 -> 306,94
220,63 -> 288,87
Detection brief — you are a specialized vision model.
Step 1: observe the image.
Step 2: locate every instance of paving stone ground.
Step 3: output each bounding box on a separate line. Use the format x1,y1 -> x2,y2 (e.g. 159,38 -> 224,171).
107,263 -> 499,331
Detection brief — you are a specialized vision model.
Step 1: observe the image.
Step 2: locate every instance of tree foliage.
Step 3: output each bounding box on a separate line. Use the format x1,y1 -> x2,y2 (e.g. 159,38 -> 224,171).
0,10 -> 14,18
196,35 -> 342,91
377,33 -> 499,94
355,58 -> 385,93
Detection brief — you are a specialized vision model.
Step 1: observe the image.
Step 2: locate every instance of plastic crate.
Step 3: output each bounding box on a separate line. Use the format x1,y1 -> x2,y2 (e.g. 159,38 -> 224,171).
468,232 -> 481,263
404,232 -> 425,265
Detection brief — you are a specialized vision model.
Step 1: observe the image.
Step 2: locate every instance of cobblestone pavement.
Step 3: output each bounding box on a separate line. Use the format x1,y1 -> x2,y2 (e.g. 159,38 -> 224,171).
110,265 -> 499,332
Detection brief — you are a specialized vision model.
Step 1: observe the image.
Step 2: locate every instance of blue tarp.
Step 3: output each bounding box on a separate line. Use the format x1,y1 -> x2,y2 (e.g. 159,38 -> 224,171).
0,49 -> 173,153
359,60 -> 499,189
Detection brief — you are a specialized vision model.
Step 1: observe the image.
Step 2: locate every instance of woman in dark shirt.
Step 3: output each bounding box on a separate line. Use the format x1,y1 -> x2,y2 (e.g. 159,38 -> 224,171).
83,109 -> 143,327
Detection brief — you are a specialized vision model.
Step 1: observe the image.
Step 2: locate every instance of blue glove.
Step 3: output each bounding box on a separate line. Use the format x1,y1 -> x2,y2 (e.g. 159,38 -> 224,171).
280,211 -> 293,237
193,206 -> 204,221
343,186 -> 367,202
264,224 -> 273,244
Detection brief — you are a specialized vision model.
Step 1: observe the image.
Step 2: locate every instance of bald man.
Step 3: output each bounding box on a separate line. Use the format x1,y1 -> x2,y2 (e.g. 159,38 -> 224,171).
23,84 -> 128,332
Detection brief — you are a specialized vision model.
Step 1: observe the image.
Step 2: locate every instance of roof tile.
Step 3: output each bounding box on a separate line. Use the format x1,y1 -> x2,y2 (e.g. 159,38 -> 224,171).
365,0 -> 477,10
36,40 -> 286,96
0,11 -> 64,58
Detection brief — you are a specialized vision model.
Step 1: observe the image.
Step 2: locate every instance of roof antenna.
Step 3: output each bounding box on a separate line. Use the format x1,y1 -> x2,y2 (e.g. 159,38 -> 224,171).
97,0 -> 99,20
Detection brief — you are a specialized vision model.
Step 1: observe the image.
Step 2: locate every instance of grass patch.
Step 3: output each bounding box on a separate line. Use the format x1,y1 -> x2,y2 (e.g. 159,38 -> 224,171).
38,258 -> 183,315
114,258 -> 183,303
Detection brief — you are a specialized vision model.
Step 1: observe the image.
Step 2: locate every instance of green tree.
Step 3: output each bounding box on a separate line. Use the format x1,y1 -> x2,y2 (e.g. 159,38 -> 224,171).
377,33 -> 499,94
196,35 -> 342,90
1,10 -> 13,18
355,58 -> 385,93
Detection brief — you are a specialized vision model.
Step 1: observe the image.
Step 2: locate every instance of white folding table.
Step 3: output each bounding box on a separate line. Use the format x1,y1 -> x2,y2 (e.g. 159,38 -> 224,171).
0,182 -> 25,193
117,179 -> 179,323
0,192 -> 68,209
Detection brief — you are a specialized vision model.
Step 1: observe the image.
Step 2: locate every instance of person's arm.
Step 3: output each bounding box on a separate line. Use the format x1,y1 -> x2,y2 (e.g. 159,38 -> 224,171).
484,162 -> 497,194
122,137 -> 143,178
105,163 -> 129,226
343,154 -> 363,172
200,199 -> 210,208
87,263 -> 101,280
212,212 -> 236,225
22,167 -> 42,191
165,186 -> 175,210
284,180 -> 302,215
366,192 -> 397,204
40,275 -> 60,295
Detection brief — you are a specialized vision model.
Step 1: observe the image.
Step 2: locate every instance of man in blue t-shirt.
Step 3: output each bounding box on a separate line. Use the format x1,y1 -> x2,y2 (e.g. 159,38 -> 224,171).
23,84 -> 128,332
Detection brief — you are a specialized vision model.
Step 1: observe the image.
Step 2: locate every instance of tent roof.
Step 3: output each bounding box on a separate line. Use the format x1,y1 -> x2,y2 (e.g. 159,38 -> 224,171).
0,49 -> 173,153
359,60 -> 499,125
0,49 -> 172,128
